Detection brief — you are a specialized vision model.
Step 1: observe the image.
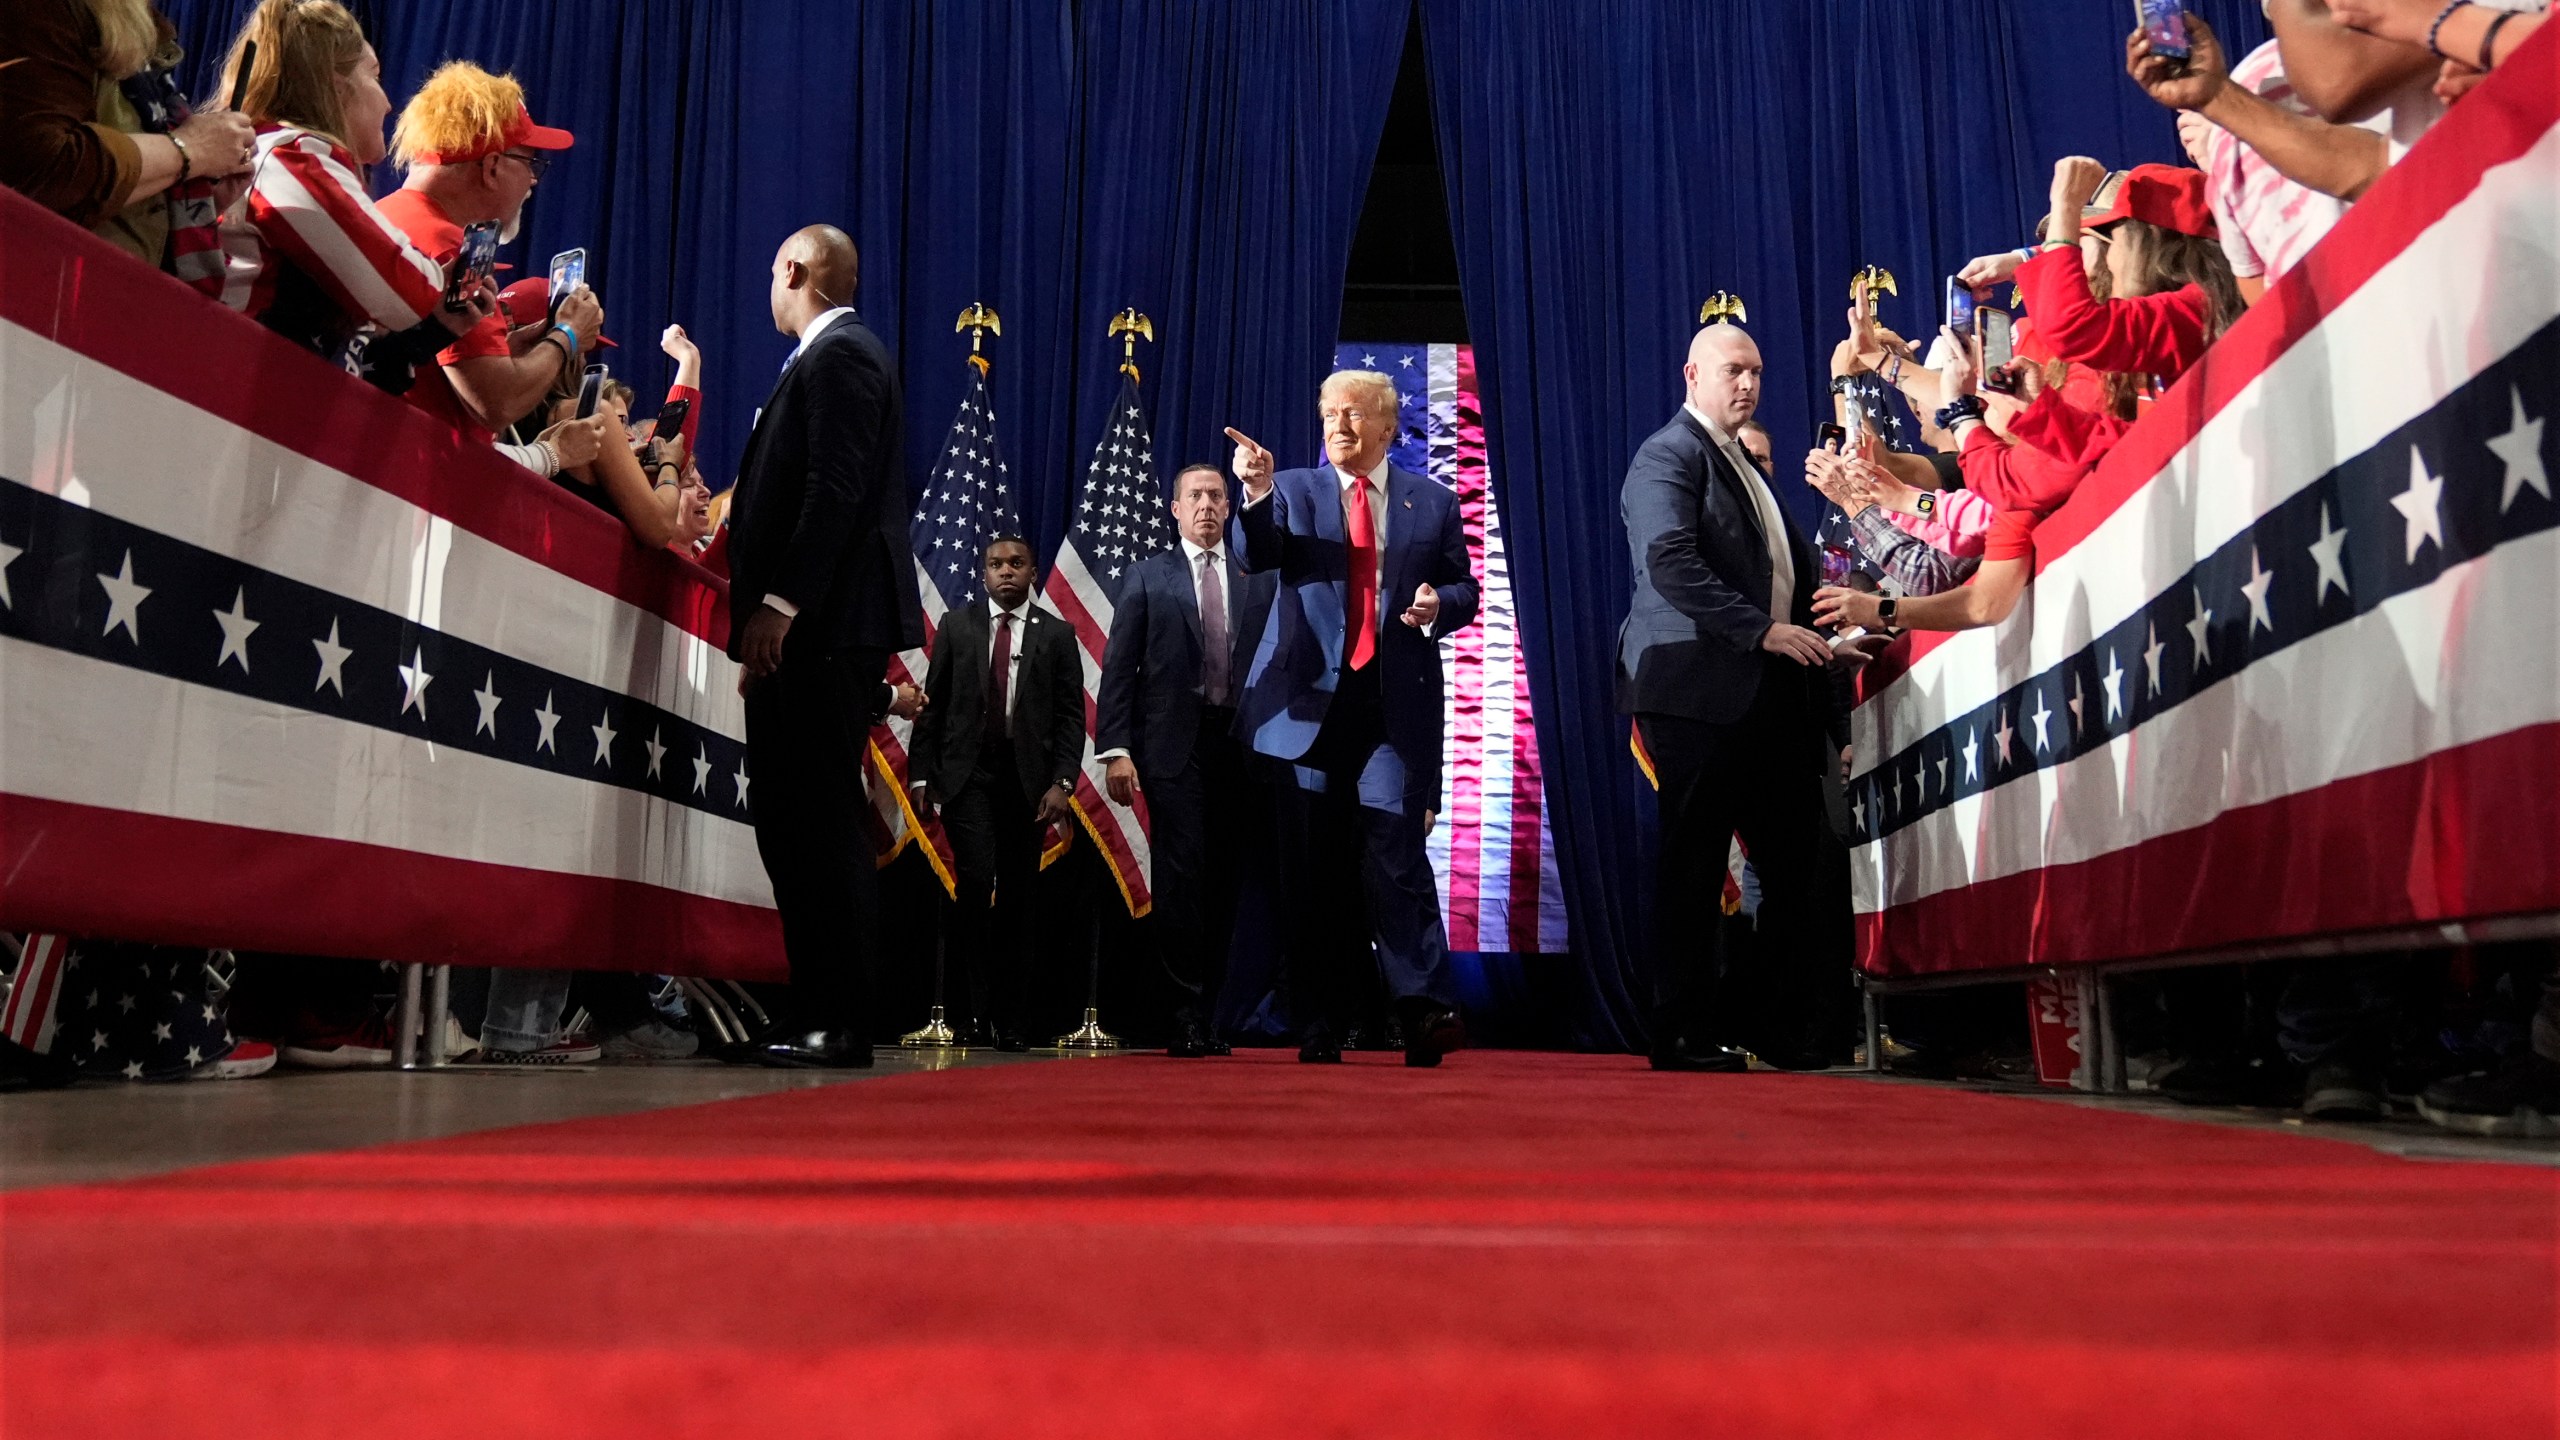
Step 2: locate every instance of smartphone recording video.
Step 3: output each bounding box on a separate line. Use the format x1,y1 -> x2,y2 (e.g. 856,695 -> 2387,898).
1978,308 -> 2018,394
444,221 -> 499,307
2136,0 -> 2193,65
575,363 -> 609,421
1945,278 -> 1978,342
654,396 -> 691,442
1817,421 -> 1847,454
547,248 -> 587,319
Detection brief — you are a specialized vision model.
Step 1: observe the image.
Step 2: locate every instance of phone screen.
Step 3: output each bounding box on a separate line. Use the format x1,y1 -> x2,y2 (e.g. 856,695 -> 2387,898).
547,248 -> 587,317
1817,421 -> 1847,453
2136,0 -> 2192,61
445,222 -> 499,305
575,363 -> 608,420
654,396 -> 691,440
1945,278 -> 1978,341
1980,308 -> 2015,368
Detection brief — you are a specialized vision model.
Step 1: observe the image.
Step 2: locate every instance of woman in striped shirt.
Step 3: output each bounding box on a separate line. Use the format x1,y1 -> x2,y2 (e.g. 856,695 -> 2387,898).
209,0 -> 491,370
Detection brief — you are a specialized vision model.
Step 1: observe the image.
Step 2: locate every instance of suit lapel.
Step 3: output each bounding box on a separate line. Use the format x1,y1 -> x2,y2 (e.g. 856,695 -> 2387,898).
1168,549 -> 1204,649
1686,415 -> 1766,553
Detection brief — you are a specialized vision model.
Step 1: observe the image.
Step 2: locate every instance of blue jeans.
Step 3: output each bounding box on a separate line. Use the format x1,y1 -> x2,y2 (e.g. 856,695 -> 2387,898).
481,968 -> 572,1052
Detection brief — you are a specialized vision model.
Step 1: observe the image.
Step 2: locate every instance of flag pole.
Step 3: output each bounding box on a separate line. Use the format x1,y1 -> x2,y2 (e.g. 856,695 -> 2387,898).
897,303 -> 1005,1050
1055,903 -> 1121,1050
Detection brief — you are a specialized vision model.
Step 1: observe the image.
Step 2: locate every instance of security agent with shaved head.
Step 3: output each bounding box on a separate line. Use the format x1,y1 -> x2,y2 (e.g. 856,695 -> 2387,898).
725,224 -> 926,1068
1226,371 -> 1481,1066
1620,324 -> 1853,1073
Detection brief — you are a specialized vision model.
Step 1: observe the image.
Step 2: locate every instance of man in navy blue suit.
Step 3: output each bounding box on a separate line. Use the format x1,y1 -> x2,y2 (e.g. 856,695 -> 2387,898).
1096,464 -> 1277,1058
1618,324 -> 1853,1073
1223,370 -> 1480,1066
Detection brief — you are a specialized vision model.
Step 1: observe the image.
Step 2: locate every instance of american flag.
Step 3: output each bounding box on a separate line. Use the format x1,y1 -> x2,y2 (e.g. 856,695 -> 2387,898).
866,360 -> 1024,893
1038,373 -> 1170,916
1340,342 -> 1569,954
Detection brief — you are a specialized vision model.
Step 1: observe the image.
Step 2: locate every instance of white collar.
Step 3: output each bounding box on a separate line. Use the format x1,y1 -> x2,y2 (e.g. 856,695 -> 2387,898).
1685,404 -> 1765,473
1333,460 -> 1387,493
987,595 -> 1027,622
793,306 -> 858,358
1179,535 -> 1223,565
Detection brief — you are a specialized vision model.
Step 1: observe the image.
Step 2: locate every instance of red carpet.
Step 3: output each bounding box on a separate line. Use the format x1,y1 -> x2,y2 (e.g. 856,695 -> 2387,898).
4,1052 -> 2553,1437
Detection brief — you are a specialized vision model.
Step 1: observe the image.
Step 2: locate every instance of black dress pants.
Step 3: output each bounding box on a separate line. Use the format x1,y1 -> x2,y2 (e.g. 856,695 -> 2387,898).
743,646 -> 888,1034
1638,660 -> 1852,1056
941,738 -> 1042,1033
1145,705 -> 1250,1027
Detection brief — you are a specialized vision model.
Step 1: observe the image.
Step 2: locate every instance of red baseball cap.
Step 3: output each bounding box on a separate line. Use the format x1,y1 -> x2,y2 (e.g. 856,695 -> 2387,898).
2087,163 -> 2216,241
495,277 -> 614,346
411,104 -> 575,166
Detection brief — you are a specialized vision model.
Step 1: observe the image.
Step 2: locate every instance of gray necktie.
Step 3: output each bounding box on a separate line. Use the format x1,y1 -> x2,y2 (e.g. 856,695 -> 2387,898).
1199,552 -> 1230,706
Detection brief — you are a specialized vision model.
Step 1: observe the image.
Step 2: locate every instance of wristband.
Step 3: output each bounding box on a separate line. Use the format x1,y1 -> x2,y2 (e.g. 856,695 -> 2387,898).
1882,354 -> 1905,387
2480,8 -> 2517,69
1829,374 -> 1859,396
169,133 -> 192,184
1933,396 -> 1986,431
2426,0 -> 2472,58
2015,246 -> 2037,264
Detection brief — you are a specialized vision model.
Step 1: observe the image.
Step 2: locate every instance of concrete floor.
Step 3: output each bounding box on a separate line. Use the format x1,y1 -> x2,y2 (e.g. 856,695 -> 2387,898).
0,1047 -> 1068,1191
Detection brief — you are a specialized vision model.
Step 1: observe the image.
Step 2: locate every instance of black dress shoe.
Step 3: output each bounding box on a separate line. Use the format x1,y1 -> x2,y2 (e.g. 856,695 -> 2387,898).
1298,1034 -> 1342,1064
1649,1039 -> 1749,1073
1402,1007 -> 1466,1068
993,1028 -> 1028,1053
1166,1013 -> 1228,1058
756,1030 -> 875,1069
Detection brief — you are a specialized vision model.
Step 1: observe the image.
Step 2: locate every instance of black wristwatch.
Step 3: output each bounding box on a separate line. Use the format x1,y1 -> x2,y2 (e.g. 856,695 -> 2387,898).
1914,491 -> 1938,518
1878,597 -> 1899,628
1933,395 -> 1986,430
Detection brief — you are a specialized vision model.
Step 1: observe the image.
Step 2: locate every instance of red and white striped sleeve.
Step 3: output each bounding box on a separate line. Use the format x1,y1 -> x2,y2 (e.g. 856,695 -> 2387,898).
245,129 -> 446,332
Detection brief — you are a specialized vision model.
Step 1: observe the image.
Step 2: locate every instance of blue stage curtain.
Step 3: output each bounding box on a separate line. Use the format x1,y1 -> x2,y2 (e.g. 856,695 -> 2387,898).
159,0 -> 1398,566
1416,0 -> 2273,1049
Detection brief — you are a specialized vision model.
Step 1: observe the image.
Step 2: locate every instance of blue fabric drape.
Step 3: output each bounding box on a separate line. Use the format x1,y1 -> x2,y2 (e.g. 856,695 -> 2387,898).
160,0 -> 1401,567
1416,0 -> 2273,1048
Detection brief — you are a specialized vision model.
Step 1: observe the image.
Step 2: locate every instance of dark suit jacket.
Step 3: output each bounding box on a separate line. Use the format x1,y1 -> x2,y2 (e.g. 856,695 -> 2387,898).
1095,544 -> 1278,779
909,601 -> 1085,805
1229,463 -> 1479,799
1616,410 -> 1846,742
724,314 -> 925,658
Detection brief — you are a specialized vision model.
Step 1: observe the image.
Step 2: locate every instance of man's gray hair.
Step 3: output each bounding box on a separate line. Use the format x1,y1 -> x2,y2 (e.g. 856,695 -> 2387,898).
1320,368 -> 1398,417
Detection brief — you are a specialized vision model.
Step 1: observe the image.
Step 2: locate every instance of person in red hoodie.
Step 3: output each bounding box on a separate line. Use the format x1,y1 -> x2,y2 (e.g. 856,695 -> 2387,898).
1814,159 -> 2242,636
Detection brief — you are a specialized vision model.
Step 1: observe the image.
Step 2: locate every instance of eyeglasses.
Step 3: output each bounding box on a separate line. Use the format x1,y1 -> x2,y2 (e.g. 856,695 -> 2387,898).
499,150 -> 552,180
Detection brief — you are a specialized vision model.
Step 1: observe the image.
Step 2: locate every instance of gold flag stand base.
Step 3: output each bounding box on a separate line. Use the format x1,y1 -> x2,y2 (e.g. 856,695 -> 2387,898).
899,1005 -> 963,1048
1055,1008 -> 1122,1051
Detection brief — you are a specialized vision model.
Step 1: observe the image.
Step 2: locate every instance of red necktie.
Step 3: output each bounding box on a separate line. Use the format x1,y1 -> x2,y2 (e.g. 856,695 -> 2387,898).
1345,475 -> 1377,670
987,611 -> 1013,736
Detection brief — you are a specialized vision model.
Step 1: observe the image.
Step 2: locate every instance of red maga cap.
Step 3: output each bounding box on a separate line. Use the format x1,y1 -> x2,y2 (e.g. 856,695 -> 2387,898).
412,104 -> 575,166
2087,163 -> 2216,241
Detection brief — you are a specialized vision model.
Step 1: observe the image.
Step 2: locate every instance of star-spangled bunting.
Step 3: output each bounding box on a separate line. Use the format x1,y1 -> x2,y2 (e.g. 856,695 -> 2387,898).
1848,313 -> 2557,846
0,477 -> 755,822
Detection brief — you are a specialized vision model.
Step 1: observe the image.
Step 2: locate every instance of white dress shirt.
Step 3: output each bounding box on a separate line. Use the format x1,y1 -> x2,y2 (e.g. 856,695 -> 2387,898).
1686,403 -> 1794,624
758,306 -> 862,619
984,595 -> 1028,723
1094,539 -> 1231,765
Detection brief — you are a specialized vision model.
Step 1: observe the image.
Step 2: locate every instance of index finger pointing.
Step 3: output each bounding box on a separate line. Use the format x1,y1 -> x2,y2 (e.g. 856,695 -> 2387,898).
1223,427 -> 1264,454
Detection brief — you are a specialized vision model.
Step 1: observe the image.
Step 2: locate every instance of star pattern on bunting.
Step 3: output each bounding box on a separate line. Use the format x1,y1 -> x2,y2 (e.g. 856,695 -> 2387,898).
1844,319 -> 2560,849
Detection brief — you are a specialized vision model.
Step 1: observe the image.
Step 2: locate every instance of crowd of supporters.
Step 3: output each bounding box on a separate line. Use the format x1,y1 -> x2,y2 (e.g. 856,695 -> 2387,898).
1789,0 -> 2553,1136
1,0 -> 2554,1137
1,0 -> 726,1078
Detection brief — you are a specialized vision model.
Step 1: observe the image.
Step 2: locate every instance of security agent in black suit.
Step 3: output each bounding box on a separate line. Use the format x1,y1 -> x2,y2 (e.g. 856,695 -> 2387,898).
727,225 -> 926,1070
1617,324 -> 1854,1073
1095,464 -> 1279,1057
907,536 -> 1086,1050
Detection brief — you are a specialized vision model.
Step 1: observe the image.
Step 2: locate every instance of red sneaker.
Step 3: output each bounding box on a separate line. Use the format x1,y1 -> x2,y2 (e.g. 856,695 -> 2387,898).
189,1039 -> 277,1081
279,1014 -> 395,1069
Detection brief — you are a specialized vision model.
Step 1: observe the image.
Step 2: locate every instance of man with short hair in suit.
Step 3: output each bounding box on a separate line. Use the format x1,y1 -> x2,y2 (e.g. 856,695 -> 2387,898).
727,224 -> 925,1070
1096,463 -> 1279,1058
1224,371 -> 1480,1066
907,536 -> 1086,1051
1619,324 -> 1854,1074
